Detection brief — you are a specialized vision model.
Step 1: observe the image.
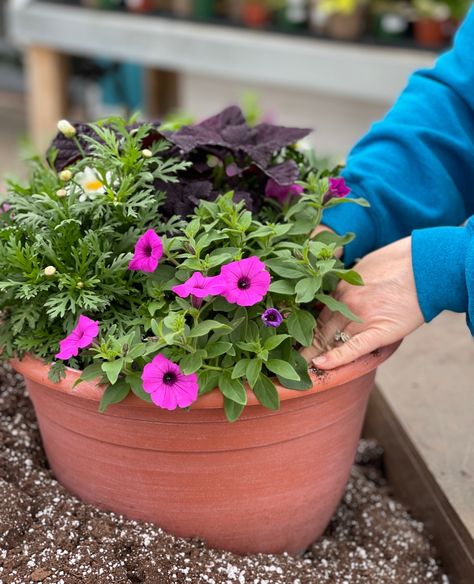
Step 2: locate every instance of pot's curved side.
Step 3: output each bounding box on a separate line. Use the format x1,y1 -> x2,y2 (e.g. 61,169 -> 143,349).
21,369 -> 376,555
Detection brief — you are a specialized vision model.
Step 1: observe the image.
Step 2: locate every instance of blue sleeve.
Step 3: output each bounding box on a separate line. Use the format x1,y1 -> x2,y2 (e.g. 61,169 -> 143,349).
323,8 -> 474,266
412,218 -> 474,334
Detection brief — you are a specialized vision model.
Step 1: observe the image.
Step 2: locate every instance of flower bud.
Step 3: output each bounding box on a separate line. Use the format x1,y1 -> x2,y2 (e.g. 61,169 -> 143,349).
57,119 -> 76,138
76,281 -> 84,289
142,149 -> 152,159
56,189 -> 67,198
44,266 -> 57,277
59,169 -> 72,181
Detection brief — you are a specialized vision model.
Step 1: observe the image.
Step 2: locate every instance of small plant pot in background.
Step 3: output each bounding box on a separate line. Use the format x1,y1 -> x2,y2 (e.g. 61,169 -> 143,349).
276,0 -> 309,31
413,18 -> 446,47
192,0 -> 216,19
372,11 -> 410,41
11,343 -> 399,555
243,0 -> 271,28
324,7 -> 367,41
226,0 -> 246,23
171,0 -> 193,17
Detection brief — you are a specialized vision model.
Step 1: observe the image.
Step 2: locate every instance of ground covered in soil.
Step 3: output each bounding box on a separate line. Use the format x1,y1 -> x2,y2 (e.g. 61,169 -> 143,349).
0,364 -> 448,584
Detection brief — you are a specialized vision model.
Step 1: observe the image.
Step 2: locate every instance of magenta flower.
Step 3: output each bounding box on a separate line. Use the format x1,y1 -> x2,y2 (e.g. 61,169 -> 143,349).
325,177 -> 351,203
172,272 -> 226,299
1,203 -> 11,213
141,355 -> 199,410
55,315 -> 100,360
261,308 -> 283,328
128,229 -> 163,273
265,179 -> 303,204
220,256 -> 271,307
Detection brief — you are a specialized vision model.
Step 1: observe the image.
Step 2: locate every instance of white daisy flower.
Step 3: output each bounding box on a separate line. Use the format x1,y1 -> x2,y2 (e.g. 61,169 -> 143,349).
75,167 -> 113,202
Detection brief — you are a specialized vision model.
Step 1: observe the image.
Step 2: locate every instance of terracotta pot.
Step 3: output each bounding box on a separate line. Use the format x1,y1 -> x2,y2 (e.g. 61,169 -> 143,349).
11,342 -> 399,555
242,1 -> 270,28
413,19 -> 446,47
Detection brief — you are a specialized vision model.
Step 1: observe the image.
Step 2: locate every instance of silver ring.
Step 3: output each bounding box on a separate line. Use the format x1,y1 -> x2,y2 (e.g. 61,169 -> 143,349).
334,330 -> 351,343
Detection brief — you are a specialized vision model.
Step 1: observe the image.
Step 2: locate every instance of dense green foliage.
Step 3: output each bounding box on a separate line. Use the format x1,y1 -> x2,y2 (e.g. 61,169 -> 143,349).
0,117 -> 367,420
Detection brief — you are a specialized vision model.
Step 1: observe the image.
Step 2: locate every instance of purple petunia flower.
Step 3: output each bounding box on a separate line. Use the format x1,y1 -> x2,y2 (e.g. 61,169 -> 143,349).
172,272 -> 226,299
141,355 -> 199,410
219,256 -> 271,307
55,315 -> 100,360
265,179 -> 303,204
261,308 -> 283,328
128,229 -> 163,273
324,177 -> 351,203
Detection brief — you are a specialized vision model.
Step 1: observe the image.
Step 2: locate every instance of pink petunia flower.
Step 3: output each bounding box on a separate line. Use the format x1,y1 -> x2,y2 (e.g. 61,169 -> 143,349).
219,256 -> 271,307
328,177 -> 351,198
128,229 -> 163,273
265,179 -> 303,204
55,315 -> 100,360
141,355 -> 199,410
172,272 -> 226,299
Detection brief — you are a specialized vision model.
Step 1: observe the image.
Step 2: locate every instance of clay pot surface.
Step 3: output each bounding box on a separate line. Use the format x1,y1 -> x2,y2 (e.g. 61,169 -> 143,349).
11,342 -> 399,554
414,19 -> 446,47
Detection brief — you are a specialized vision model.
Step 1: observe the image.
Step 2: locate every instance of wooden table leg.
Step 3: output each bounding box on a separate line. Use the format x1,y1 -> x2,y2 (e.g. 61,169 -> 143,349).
146,69 -> 179,119
24,46 -> 69,153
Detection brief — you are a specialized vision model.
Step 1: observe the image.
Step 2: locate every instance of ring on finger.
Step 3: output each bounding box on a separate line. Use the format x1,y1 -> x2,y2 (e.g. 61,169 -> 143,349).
334,330 -> 351,343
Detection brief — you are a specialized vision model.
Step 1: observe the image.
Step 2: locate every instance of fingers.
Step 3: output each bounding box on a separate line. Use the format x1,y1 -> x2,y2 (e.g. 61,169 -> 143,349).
300,308 -> 347,363
311,328 -> 383,370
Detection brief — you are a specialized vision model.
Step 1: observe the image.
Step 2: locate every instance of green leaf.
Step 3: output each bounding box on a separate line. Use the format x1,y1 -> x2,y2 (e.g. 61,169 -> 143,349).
313,230 -> 355,248
246,359 -> 262,389
224,397 -> 245,422
316,293 -> 362,322
276,350 -> 313,390
188,320 -> 231,338
269,280 -> 295,295
265,259 -> 305,279
73,362 -> 103,388
126,372 -> 152,403
197,370 -> 220,395
286,309 -> 316,347
263,334 -> 290,351
253,374 -> 280,410
295,276 -> 322,303
206,341 -> 233,358
332,269 -> 364,286
180,352 -> 203,374
219,372 -> 247,405
231,359 -> 250,379
266,359 -> 300,381
48,361 -> 67,384
101,358 -> 124,385
98,380 -> 130,413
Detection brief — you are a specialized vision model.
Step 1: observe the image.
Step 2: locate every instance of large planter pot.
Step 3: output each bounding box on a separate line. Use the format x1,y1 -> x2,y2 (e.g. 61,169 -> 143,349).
11,342 -> 399,555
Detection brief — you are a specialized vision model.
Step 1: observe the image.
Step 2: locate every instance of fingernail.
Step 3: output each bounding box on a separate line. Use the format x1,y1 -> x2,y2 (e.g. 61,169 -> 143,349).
312,356 -> 326,367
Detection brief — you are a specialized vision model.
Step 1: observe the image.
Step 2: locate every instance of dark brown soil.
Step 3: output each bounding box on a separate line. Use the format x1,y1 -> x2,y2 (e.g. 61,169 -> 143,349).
0,364 -> 448,584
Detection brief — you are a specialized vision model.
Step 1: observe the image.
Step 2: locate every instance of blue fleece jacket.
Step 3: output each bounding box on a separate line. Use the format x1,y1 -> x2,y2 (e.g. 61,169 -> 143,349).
323,8 -> 474,334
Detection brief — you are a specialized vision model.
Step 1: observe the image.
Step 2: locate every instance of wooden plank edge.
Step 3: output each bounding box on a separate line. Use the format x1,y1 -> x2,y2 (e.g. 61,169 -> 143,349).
364,387 -> 474,584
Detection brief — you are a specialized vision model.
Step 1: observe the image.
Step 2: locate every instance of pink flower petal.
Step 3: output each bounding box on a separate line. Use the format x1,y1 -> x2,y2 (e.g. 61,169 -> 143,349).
55,315 -> 100,361
128,229 -> 163,273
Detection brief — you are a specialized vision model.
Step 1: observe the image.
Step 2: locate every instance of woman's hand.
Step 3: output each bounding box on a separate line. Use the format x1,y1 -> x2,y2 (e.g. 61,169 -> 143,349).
302,237 -> 425,369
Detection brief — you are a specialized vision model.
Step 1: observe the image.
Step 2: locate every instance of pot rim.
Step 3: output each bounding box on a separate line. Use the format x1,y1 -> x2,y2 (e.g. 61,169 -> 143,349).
10,341 -> 401,410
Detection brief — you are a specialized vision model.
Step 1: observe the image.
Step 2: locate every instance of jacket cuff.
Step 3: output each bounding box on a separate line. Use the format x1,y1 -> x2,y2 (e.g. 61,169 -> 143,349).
412,225 -> 469,323
321,194 -> 378,266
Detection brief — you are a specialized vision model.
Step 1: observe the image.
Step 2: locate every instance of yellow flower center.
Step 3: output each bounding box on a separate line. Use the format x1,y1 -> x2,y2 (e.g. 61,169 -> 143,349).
84,179 -> 103,192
